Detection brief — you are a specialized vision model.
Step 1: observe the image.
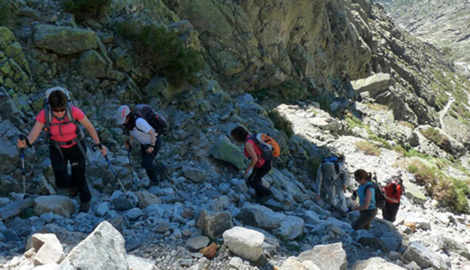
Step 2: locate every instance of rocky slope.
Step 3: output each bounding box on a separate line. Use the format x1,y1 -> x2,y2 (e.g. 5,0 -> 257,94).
374,0 -> 470,73
0,0 -> 470,270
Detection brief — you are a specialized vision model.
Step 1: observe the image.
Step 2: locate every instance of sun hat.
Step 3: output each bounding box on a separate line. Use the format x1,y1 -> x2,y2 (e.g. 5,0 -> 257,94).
115,105 -> 130,125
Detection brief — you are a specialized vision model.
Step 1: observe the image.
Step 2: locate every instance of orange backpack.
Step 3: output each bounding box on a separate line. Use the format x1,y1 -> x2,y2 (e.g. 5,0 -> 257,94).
248,133 -> 280,160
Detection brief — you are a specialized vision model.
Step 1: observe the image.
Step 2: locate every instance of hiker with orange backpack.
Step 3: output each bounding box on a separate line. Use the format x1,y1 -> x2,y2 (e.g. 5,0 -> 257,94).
231,126 -> 280,203
17,87 -> 107,213
115,105 -> 168,185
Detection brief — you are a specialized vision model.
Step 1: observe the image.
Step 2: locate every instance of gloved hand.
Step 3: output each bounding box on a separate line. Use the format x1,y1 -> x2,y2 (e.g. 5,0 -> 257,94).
346,207 -> 352,213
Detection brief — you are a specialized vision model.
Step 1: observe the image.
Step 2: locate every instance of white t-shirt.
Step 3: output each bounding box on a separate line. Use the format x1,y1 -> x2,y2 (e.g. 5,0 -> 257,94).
130,118 -> 157,144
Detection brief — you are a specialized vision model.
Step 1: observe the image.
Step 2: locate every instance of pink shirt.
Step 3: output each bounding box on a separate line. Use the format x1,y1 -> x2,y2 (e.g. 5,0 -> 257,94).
244,138 -> 266,168
36,106 -> 85,148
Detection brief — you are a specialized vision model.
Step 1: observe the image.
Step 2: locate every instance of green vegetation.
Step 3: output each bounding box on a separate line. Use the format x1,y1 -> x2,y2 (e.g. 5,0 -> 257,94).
420,127 -> 452,153
116,21 -> 204,87
345,113 -> 365,129
355,141 -> 382,156
408,160 -> 469,213
268,110 -> 294,138
0,0 -> 15,27
63,0 -> 111,22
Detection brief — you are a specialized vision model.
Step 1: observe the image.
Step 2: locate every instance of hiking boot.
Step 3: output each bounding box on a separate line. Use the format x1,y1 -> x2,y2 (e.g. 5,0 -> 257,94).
258,192 -> 274,204
79,201 -> 90,213
68,186 -> 77,198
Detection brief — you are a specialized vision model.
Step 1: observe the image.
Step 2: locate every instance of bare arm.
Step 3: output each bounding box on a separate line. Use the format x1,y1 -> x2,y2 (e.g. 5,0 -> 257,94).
17,121 -> 44,147
244,142 -> 259,176
146,129 -> 158,153
78,116 -> 107,155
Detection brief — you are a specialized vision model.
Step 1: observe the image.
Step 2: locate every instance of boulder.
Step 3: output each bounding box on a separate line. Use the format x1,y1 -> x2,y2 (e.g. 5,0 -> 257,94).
297,243 -> 347,270
351,73 -> 391,97
58,221 -> 128,269
403,242 -> 449,270
31,233 -> 64,266
33,25 -> 98,55
223,226 -> 264,261
209,135 -> 245,170
196,210 -> 233,238
34,196 -> 75,218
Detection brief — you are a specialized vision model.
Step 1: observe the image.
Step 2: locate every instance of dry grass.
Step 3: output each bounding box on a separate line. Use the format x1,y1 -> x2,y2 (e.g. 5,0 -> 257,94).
355,141 -> 382,156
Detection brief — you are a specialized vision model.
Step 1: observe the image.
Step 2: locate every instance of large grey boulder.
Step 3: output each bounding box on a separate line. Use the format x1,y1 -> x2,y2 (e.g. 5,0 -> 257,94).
58,221 -> 128,270
273,216 -> 304,241
403,242 -> 449,270
223,226 -> 264,262
436,235 -> 470,260
33,25 -> 98,55
235,203 -> 285,230
297,243 -> 347,270
30,233 -> 64,266
196,210 -> 233,238
351,73 -> 391,96
209,135 -> 245,170
34,196 -> 75,218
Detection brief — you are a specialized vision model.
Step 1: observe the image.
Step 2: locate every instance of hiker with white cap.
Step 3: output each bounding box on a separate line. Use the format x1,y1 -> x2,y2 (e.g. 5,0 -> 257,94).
115,105 -> 167,184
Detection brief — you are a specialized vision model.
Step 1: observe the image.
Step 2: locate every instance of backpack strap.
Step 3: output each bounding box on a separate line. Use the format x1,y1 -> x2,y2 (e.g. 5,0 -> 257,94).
365,183 -> 377,208
43,104 -> 89,164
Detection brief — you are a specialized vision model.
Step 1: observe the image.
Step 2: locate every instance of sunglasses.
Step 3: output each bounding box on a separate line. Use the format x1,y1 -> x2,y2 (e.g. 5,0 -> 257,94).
53,108 -> 66,113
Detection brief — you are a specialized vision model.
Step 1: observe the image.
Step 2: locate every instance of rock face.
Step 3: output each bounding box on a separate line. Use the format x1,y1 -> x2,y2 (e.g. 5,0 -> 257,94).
375,0 -> 470,64
166,0 -> 371,92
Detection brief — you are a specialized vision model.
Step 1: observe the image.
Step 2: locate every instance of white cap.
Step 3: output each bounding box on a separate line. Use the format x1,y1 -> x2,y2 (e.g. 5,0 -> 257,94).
115,105 -> 130,125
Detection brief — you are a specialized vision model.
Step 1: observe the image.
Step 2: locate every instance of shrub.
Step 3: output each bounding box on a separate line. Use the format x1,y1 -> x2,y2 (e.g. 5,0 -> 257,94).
116,21 -> 204,87
407,160 -> 438,191
63,0 -> 111,22
420,127 -> 452,153
408,160 -> 469,213
434,180 -> 469,213
268,110 -> 294,138
355,141 -> 381,156
0,0 -> 15,27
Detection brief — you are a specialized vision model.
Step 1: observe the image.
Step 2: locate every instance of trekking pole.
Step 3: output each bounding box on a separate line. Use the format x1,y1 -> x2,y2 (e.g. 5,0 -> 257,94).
145,144 -> 170,182
18,135 -> 31,198
92,144 -> 131,197
127,148 -> 137,187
